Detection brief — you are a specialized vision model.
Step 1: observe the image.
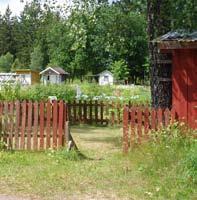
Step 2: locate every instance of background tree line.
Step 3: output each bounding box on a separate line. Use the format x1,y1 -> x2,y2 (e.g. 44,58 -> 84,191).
0,0 -> 196,83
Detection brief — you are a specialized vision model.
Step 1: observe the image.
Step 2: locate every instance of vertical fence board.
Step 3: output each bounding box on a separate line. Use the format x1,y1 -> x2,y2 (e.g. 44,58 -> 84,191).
40,101 -> 45,149
8,102 -> 14,149
95,100 -> 98,124
27,101 -> 32,150
33,102 -> 38,150
164,108 -> 170,127
89,100 -> 93,124
20,101 -> 26,149
58,100 -> 64,147
123,106 -> 129,153
137,107 -> 142,143
46,101 -> 51,148
15,101 -> 20,149
83,100 -> 87,123
53,100 -> 58,148
144,108 -> 150,136
158,108 -> 163,129
130,108 -> 136,145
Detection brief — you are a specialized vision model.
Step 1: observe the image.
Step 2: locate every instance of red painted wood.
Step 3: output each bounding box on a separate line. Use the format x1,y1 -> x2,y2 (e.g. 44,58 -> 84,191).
27,101 -> 32,150
3,102 -> 8,144
40,101 -> 45,149
151,109 -> 156,130
20,101 -> 27,149
164,108 -> 170,127
172,50 -> 189,124
137,107 -> 142,143
46,101 -> 51,148
9,102 -> 14,149
33,102 -> 38,150
123,106 -> 129,153
53,100 -> 58,148
15,101 -> 20,149
58,100 -> 64,147
130,107 -> 136,145
157,108 -> 163,129
144,107 -> 150,136
187,50 -> 197,128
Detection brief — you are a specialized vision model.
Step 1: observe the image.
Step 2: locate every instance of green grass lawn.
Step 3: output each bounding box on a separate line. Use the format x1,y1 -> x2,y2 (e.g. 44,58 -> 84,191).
0,125 -> 196,200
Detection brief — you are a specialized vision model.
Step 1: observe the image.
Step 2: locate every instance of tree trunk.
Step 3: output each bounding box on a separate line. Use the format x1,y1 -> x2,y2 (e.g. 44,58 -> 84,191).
147,0 -> 172,109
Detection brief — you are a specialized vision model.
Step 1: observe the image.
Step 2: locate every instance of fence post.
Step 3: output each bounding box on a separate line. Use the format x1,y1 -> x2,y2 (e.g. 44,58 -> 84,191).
123,106 -> 129,154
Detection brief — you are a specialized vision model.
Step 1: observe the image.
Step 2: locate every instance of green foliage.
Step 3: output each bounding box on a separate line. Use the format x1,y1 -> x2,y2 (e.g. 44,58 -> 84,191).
30,45 -> 44,71
0,52 -> 14,72
11,58 -> 23,71
138,123 -> 197,199
110,60 -> 129,81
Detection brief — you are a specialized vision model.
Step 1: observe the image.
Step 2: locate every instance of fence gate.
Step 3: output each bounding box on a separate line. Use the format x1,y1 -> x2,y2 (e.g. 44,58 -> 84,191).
0,100 -> 68,150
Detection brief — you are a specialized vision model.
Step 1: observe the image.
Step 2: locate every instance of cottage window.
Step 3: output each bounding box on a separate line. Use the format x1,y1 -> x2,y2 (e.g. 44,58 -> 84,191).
104,75 -> 109,81
47,75 -> 50,81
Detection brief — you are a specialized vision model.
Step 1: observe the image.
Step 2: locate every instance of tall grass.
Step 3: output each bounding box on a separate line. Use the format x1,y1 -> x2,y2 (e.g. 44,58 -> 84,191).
136,123 -> 197,199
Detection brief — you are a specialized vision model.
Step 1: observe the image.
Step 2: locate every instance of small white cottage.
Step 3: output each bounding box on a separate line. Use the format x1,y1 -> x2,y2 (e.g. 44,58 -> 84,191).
40,67 -> 69,85
98,70 -> 114,85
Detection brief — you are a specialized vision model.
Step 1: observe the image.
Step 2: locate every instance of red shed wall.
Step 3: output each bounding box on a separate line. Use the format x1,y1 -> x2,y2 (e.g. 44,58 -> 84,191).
172,49 -> 197,128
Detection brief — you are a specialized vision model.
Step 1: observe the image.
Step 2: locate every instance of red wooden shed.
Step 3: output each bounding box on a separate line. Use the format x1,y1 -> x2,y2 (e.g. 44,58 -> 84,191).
156,31 -> 197,129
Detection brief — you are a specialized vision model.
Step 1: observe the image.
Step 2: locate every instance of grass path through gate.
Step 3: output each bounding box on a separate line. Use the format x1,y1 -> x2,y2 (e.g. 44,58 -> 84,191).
71,125 -> 122,158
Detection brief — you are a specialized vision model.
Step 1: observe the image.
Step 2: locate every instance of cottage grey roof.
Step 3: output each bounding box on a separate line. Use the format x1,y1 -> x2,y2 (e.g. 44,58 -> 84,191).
52,67 -> 69,75
97,70 -> 113,76
154,30 -> 197,49
40,67 -> 69,75
155,30 -> 197,42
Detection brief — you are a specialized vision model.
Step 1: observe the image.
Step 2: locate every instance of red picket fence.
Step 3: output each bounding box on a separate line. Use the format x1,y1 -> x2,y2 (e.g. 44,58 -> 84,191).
123,106 -> 177,153
67,100 -> 123,125
0,100 -> 68,150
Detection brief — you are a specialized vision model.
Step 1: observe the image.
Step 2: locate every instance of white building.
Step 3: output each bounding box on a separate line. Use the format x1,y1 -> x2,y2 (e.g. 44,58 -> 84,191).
40,67 -> 69,85
98,70 -> 114,85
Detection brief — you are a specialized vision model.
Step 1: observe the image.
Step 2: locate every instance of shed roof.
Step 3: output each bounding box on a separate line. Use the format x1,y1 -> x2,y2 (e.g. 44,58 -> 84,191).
97,70 -> 113,76
40,67 -> 69,75
154,30 -> 197,49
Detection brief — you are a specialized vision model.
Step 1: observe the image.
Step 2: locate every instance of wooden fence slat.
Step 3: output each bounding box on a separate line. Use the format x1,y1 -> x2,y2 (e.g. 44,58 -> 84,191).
33,102 -> 38,150
83,100 -> 87,123
58,100 -> 64,147
144,107 -> 150,136
164,108 -> 170,127
158,108 -> 163,129
46,101 -> 51,148
53,100 -> 58,148
89,100 -> 93,124
15,101 -> 20,149
40,101 -> 45,149
95,100 -> 98,124
137,107 -> 142,143
73,100 -> 77,122
123,106 -> 129,153
130,107 -> 136,145
20,101 -> 26,149
27,101 -> 32,150
100,101 -> 104,124
151,109 -> 156,130
8,102 -> 14,149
